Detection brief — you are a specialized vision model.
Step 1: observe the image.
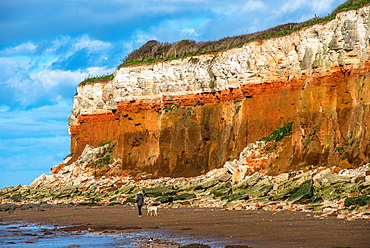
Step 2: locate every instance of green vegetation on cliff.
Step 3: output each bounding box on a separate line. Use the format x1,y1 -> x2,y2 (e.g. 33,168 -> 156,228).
336,0 -> 370,11
81,74 -> 114,85
119,0 -> 370,68
261,122 -> 293,142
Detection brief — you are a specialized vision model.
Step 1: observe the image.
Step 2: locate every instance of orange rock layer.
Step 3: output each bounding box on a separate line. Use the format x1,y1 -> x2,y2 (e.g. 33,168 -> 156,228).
69,64 -> 370,177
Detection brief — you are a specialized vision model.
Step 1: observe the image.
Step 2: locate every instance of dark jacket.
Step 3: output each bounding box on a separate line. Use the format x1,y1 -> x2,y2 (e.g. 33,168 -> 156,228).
135,194 -> 144,206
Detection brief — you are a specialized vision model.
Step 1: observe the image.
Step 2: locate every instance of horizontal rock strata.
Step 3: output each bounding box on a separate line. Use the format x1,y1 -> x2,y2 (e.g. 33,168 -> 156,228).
68,6 -> 370,178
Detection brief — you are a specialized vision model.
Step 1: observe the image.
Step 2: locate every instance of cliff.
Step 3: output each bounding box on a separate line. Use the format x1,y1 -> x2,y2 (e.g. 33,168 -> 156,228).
66,5 -> 370,178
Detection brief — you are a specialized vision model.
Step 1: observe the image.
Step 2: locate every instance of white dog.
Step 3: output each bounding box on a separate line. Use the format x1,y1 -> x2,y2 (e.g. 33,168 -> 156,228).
147,205 -> 158,216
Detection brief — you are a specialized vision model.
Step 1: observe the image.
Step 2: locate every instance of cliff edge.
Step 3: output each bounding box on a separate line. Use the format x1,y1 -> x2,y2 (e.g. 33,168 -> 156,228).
66,5 -> 370,179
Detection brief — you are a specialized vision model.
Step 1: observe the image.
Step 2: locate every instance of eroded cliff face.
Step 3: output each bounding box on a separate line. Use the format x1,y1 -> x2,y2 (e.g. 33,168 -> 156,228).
68,6 -> 370,178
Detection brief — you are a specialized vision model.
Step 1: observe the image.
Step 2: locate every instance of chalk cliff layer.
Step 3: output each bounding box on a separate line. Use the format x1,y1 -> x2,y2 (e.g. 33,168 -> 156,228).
68,6 -> 370,177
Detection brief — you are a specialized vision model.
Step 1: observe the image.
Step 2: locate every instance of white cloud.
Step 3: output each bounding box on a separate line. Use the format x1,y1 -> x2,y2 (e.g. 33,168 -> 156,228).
30,69 -> 84,90
0,101 -> 71,187
0,34 -> 117,109
242,0 -> 265,12
85,66 -> 115,77
0,42 -> 37,56
181,28 -> 198,37
280,0 -> 337,15
0,136 -> 70,170
281,0 -> 307,13
72,35 -> 112,54
312,0 -> 336,13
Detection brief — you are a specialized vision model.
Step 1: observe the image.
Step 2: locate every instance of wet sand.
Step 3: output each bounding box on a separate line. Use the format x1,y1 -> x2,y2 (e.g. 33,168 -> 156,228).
1,205 -> 369,247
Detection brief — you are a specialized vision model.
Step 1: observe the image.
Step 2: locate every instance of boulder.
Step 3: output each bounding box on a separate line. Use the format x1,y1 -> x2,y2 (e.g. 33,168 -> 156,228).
232,168 -> 246,183
30,174 -> 55,187
156,195 -> 174,204
235,172 -> 262,189
118,185 -> 135,194
194,175 -> 226,190
244,178 -> 274,197
224,160 -> 238,174
10,194 -> 23,202
144,186 -> 175,197
274,173 -> 290,183
287,184 -> 313,204
270,172 -> 313,201
173,193 -> 196,201
54,185 -> 80,198
360,181 -> 370,194
211,182 -> 232,197
313,169 -> 351,185
205,167 -> 231,182
221,193 -> 249,202
344,195 -> 370,207
223,200 -> 246,210
224,160 -> 247,183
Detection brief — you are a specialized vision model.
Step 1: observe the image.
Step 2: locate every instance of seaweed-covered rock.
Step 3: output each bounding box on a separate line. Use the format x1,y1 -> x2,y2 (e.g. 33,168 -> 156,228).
10,194 -> 23,202
144,186 -> 175,197
124,197 -> 135,204
156,195 -> 174,204
54,185 -> 80,198
270,173 -> 312,201
287,184 -> 313,204
118,185 -> 135,194
194,179 -> 219,191
244,178 -> 274,197
221,193 -> 249,202
173,193 -> 196,201
344,195 -> 370,207
210,182 -> 232,197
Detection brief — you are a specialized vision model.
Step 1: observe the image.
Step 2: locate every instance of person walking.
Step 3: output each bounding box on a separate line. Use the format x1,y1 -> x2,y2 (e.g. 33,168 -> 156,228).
135,191 -> 144,217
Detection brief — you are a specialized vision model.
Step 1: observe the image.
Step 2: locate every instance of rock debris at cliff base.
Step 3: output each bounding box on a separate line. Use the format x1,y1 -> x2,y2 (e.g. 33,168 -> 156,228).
1,138 -> 370,221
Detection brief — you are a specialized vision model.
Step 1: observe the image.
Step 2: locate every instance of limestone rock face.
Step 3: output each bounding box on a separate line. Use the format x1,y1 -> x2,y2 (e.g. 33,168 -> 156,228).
68,6 -> 370,178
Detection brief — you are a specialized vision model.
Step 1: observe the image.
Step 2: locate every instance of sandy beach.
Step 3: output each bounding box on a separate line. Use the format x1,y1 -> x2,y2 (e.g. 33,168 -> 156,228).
1,204 -> 369,247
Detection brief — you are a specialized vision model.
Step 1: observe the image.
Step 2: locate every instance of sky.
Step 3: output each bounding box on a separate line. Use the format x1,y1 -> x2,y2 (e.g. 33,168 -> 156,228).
0,0 -> 346,189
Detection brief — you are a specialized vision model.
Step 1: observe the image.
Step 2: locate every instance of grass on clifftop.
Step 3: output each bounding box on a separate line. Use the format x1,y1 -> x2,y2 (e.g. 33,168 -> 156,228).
80,74 -> 114,85
336,0 -> 370,11
119,0 -> 370,68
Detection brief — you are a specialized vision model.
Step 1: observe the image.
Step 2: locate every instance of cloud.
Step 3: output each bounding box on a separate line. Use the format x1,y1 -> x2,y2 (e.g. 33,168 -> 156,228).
280,0 -> 337,15
0,103 -> 71,188
311,0 -> 336,13
0,136 -> 69,169
280,0 -> 306,13
0,35 -> 117,110
0,42 -> 37,56
0,135 -> 70,188
0,101 -> 71,137
241,0 -> 266,13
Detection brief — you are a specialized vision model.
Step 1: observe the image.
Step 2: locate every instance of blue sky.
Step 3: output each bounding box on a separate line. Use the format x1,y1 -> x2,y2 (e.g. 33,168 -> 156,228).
0,0 -> 346,188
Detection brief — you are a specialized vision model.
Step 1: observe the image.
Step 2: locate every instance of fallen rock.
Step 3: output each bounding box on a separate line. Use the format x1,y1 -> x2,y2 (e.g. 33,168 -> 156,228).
244,177 -> 273,197
287,184 -> 313,204
270,172 -> 312,201
344,195 -> 370,207
313,169 -> 351,185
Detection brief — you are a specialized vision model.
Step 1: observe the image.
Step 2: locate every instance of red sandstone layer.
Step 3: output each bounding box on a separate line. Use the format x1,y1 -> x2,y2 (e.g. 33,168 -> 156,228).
68,63 -> 370,177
